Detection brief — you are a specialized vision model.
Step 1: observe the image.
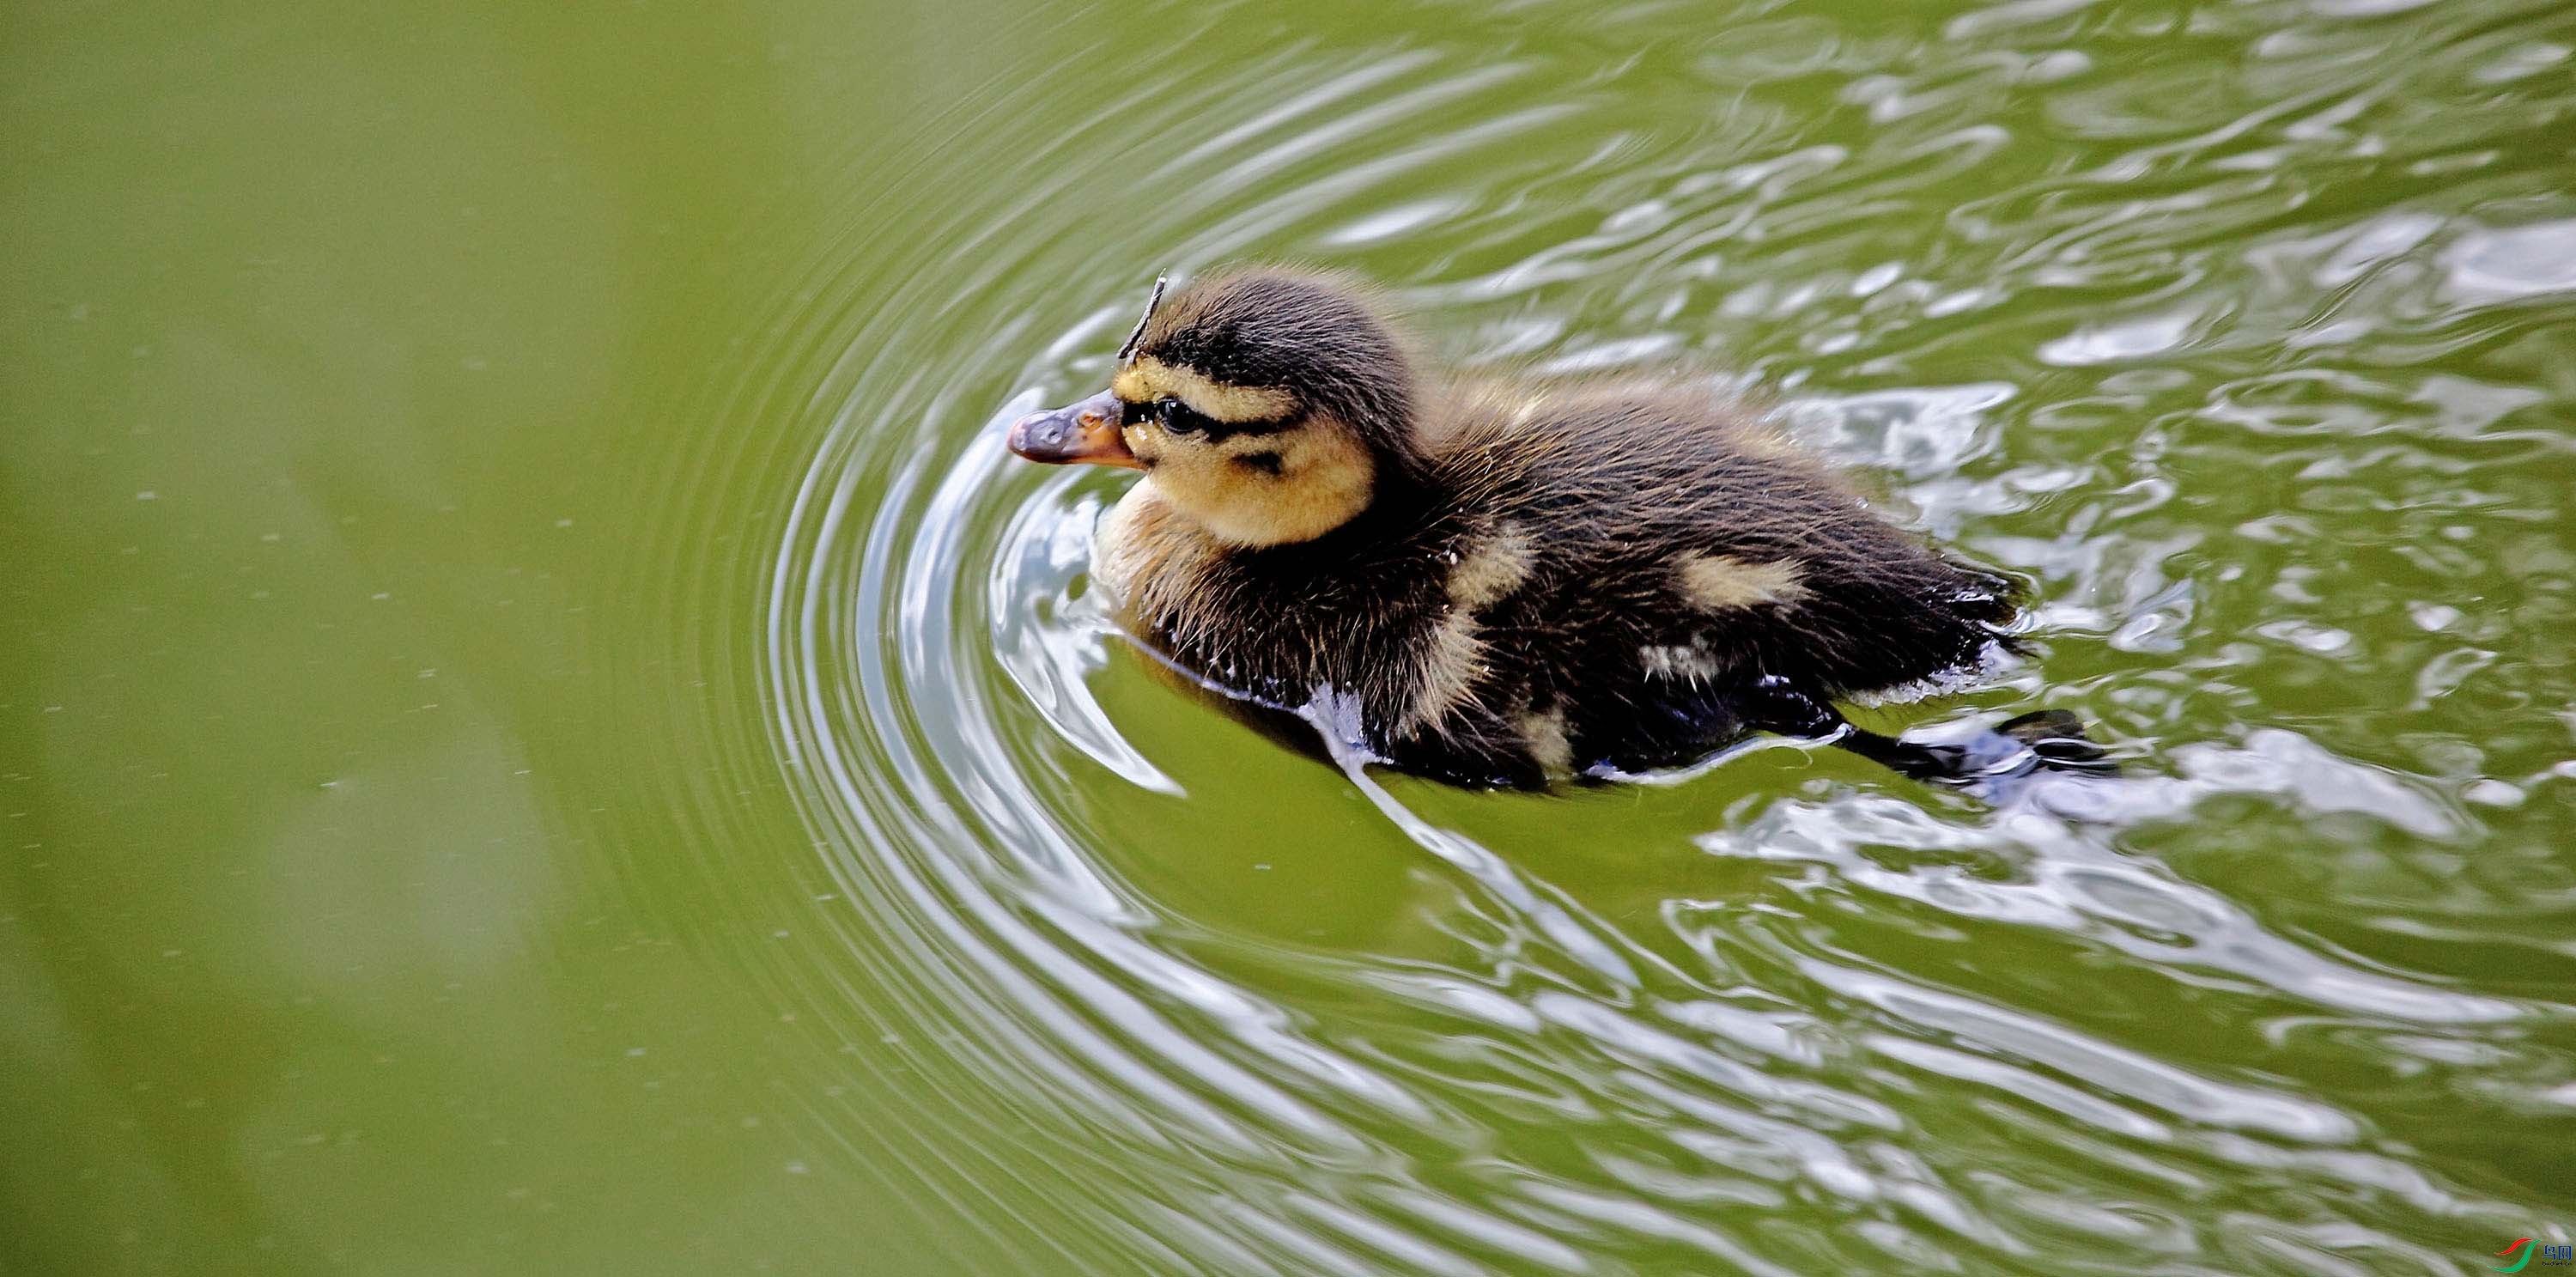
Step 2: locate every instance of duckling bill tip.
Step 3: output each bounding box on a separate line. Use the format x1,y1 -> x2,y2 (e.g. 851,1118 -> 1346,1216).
1007,390 -> 1142,469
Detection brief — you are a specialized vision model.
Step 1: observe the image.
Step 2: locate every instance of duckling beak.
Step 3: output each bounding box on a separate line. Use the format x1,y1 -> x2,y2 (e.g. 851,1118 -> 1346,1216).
1007,391 -> 1141,470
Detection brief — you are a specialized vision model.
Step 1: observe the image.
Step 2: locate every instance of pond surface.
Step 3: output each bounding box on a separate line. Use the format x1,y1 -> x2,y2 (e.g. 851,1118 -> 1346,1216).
8,0 -> 2575,1272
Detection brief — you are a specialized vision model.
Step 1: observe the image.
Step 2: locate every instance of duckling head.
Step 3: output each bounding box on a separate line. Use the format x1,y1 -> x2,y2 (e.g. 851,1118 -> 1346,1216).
1008,268 -> 1420,547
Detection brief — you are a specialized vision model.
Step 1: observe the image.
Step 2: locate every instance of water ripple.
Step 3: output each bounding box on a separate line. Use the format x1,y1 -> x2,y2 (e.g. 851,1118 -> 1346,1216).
606,0 -> 2576,1268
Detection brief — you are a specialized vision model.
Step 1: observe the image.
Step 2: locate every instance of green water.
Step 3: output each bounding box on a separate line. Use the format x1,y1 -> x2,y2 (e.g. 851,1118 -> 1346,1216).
8,0 -> 2575,1273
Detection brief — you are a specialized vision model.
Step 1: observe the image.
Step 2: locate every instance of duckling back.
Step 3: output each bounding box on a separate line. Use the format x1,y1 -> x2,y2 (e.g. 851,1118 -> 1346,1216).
1395,384 -> 2019,777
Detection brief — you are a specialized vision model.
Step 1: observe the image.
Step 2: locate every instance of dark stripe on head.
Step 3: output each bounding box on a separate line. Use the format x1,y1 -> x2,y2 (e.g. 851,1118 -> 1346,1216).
1116,396 -> 1303,442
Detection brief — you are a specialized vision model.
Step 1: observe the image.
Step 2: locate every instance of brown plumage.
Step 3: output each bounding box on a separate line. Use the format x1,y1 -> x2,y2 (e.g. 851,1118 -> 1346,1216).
1010,266 -> 2076,789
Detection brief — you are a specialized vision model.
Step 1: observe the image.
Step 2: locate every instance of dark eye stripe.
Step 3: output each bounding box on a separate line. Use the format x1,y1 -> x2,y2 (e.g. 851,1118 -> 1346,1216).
1115,397 -> 1299,441
1114,397 -> 1210,433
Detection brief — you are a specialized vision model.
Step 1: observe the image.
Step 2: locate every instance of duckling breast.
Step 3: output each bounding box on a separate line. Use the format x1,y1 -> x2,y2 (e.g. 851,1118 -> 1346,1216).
1090,479 -> 1226,633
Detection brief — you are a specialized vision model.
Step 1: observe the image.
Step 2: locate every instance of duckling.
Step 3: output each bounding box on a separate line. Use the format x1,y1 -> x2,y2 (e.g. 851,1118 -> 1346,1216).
1009,266 -> 2096,789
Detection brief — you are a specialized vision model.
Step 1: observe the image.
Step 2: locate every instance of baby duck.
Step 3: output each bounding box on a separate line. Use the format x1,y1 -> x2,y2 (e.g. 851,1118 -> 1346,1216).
1010,267 -> 2086,788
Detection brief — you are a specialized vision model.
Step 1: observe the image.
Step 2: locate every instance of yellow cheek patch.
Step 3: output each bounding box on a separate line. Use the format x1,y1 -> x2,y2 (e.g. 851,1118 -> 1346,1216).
1112,357 -> 1296,424
1133,417 -> 1373,547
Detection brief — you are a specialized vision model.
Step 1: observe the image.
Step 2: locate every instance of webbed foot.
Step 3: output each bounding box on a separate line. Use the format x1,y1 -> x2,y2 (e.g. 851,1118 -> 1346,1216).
1739,678 -> 2116,792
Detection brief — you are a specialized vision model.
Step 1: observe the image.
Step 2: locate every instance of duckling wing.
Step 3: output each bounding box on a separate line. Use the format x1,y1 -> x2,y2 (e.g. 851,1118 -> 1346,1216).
1442,388 -> 2019,768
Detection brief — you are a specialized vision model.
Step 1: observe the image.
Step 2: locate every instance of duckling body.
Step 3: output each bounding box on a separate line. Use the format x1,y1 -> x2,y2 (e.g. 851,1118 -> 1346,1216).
1012,268 -> 2040,789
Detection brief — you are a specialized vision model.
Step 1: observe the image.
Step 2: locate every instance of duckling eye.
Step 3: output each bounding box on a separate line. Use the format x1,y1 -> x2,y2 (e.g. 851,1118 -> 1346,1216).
1152,397 -> 1210,435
